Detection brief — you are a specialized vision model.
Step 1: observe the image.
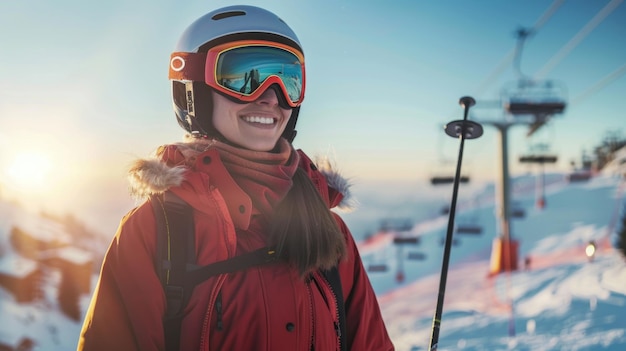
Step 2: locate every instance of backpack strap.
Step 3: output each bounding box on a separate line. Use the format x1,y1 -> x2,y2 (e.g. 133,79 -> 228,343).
151,191 -> 279,351
151,192 -> 195,351
151,191 -> 346,351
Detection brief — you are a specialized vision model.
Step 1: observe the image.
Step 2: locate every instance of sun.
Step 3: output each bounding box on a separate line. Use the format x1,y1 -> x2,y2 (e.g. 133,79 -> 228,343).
5,151 -> 52,189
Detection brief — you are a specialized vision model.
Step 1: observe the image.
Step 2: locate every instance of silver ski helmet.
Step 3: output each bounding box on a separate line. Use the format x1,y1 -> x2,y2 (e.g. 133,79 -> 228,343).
168,5 -> 305,142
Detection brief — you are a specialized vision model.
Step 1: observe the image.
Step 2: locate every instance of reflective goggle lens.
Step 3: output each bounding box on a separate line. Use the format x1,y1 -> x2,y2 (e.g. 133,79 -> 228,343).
217,47 -> 303,101
213,44 -> 304,105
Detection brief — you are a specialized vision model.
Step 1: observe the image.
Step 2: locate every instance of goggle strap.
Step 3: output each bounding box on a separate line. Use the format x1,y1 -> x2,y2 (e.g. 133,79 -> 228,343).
169,52 -> 206,81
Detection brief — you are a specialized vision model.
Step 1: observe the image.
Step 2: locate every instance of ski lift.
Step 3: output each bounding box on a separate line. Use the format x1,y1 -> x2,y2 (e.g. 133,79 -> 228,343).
502,79 -> 567,118
567,170 -> 592,182
511,208 -> 526,219
456,223 -> 482,235
365,252 -> 390,273
455,197 -> 483,235
393,236 -> 420,245
392,231 -> 425,271
519,142 -> 558,209
440,236 -> 459,247
364,248 -> 390,273
510,203 -> 526,219
429,157 -> 471,186
440,205 -> 450,215
407,251 -> 427,261
394,244 -> 408,283
393,234 -> 420,279
430,175 -> 469,186
567,150 -> 593,182
519,154 -> 558,164
430,165 -> 470,218
519,142 -> 558,164
380,218 -> 413,233
367,264 -> 389,273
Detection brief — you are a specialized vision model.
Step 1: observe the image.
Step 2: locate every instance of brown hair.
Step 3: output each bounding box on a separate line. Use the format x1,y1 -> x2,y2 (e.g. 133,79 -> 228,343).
270,168 -> 347,277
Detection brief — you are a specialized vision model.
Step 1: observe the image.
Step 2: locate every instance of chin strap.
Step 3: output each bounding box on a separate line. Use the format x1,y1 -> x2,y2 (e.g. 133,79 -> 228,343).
285,130 -> 297,143
283,106 -> 300,143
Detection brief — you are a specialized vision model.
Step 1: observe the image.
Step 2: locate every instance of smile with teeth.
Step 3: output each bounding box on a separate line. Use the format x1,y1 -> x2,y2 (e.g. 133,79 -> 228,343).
241,116 -> 277,125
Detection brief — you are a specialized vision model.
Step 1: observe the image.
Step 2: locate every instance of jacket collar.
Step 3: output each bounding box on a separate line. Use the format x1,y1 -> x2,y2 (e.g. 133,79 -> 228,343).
127,139 -> 355,219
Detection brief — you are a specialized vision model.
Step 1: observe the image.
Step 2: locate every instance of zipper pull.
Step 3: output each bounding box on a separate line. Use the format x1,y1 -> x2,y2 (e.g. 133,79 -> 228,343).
215,291 -> 223,331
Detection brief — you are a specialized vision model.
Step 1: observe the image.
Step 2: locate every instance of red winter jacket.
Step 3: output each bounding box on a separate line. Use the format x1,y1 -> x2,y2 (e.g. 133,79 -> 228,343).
77,143 -> 394,351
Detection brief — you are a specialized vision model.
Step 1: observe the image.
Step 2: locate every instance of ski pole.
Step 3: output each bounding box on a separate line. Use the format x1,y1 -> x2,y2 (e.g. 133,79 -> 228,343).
428,96 -> 483,351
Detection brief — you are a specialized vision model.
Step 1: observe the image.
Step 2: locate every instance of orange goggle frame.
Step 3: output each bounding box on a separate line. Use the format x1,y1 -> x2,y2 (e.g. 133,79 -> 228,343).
169,40 -> 305,108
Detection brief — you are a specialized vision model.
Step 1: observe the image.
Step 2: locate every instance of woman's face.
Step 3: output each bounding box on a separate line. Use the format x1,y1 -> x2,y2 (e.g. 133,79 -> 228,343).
211,88 -> 292,151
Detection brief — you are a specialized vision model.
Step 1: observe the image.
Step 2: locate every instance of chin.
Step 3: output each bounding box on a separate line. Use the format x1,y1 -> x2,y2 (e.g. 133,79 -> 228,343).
240,141 -> 276,152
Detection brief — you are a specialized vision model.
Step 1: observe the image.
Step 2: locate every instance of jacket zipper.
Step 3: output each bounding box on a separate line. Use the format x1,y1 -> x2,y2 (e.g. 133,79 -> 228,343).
306,275 -> 316,351
200,274 -> 227,351
199,186 -> 239,350
326,280 -> 341,351
313,271 -> 341,351
215,290 -> 223,331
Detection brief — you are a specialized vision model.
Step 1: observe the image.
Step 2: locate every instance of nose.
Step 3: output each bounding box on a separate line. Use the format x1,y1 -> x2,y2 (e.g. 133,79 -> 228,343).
256,85 -> 281,106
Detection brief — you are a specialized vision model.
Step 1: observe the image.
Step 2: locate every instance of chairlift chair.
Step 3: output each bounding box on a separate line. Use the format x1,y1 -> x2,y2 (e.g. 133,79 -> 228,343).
380,218 -> 413,233
506,100 -> 566,116
455,196 -> 483,235
364,251 -> 390,273
367,264 -> 389,273
439,236 -> 460,246
501,79 -> 568,118
430,175 -> 469,186
456,224 -> 483,235
393,236 -> 420,245
567,170 -> 592,182
429,158 -> 471,186
431,176 -> 469,217
407,251 -> 427,261
519,154 -> 558,164
440,205 -> 450,215
519,143 -> 557,210
510,207 -> 526,219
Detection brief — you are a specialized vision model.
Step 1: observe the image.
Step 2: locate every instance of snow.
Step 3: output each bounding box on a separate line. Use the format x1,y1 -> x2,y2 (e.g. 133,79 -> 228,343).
366,172 -> 626,350
39,246 -> 93,266
0,166 -> 624,350
10,212 -> 70,245
0,253 -> 37,277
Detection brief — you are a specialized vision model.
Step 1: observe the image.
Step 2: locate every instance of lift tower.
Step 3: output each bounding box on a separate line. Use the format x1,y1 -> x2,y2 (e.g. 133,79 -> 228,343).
479,26 -> 568,275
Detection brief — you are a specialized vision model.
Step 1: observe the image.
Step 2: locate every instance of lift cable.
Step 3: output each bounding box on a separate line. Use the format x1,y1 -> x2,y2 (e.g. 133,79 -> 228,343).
571,62 -> 626,106
533,0 -> 624,81
473,0 -> 566,96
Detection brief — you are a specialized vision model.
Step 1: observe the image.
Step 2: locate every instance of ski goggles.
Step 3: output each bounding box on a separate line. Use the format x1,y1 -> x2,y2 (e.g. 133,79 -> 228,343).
169,40 -> 305,108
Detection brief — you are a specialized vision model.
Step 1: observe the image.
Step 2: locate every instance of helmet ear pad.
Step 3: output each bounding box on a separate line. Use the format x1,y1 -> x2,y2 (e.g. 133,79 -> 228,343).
172,81 -> 191,132
190,81 -> 216,134
172,81 -> 214,135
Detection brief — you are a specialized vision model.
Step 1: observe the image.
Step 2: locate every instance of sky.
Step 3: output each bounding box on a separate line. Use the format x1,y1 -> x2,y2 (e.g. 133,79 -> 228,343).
1,148 -> 624,350
0,0 -> 625,235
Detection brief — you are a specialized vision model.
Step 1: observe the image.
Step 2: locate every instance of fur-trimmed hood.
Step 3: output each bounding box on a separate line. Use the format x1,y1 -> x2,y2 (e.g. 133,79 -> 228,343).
127,138 -> 355,211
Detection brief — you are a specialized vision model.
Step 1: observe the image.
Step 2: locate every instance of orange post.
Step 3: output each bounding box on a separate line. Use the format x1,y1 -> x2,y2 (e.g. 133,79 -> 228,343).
489,237 -> 519,275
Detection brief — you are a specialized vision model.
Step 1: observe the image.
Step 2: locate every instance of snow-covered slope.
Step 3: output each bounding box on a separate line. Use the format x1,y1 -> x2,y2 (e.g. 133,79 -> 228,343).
367,173 -> 626,350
